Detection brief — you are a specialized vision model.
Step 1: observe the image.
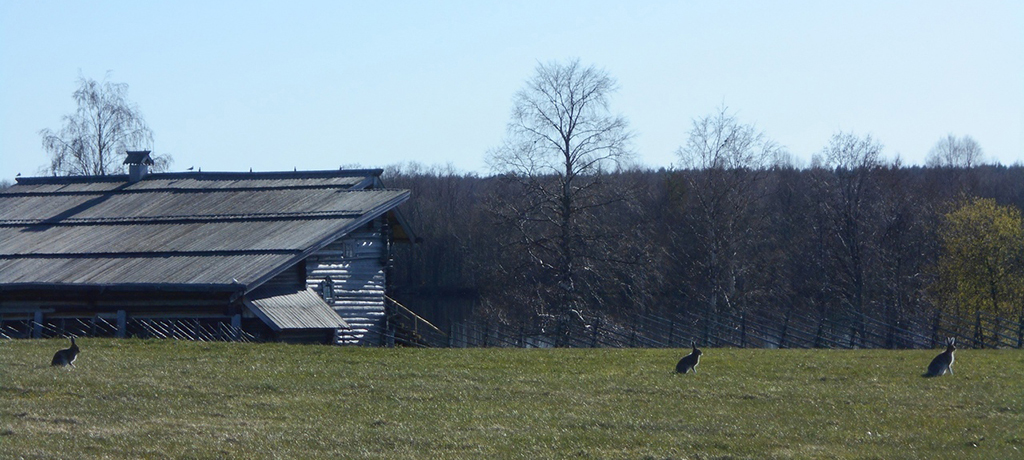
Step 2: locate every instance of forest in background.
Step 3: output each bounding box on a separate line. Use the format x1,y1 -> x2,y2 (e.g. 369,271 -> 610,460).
386,164 -> 1024,344
8,65 -> 1022,348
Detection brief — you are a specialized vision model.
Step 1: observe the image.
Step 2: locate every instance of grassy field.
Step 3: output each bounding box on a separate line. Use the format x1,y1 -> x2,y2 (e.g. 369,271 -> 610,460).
1,339 -> 1022,459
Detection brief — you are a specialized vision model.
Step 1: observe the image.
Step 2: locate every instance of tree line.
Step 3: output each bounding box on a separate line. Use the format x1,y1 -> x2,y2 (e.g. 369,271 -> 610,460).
386,163 -> 1024,340
18,63 -> 1024,345
385,59 -> 1023,342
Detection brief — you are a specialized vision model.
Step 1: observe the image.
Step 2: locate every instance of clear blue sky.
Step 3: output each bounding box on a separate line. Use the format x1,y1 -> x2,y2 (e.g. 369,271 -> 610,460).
2,0 -> 1022,182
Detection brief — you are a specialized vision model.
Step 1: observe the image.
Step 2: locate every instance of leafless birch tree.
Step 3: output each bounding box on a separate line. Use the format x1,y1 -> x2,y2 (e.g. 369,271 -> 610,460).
40,75 -> 171,176
487,59 -> 634,335
675,106 -> 784,313
926,134 -> 985,168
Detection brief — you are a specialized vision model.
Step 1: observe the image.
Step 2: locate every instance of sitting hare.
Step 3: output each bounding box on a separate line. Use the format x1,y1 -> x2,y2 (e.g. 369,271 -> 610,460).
923,337 -> 955,377
51,336 -> 80,368
675,341 -> 703,374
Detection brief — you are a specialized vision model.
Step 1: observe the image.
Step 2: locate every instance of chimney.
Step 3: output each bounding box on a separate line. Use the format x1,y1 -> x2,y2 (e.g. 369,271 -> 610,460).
124,150 -> 154,183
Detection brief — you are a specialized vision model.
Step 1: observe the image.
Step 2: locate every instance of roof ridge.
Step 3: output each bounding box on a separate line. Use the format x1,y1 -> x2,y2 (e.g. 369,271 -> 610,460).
0,210 -> 370,227
13,169 -> 384,185
1,186 -> 404,198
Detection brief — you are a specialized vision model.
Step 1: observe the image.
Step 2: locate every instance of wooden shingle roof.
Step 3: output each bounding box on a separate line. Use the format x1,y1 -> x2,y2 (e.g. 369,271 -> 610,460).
0,170 -> 409,293
245,287 -> 349,331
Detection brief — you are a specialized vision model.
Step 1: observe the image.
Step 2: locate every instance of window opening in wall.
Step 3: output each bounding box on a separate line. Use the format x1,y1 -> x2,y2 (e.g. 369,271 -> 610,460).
322,276 -> 334,303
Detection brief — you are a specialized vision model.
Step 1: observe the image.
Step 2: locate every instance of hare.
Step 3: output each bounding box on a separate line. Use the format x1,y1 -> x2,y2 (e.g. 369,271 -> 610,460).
923,337 -> 955,377
675,341 -> 703,374
51,336 -> 80,368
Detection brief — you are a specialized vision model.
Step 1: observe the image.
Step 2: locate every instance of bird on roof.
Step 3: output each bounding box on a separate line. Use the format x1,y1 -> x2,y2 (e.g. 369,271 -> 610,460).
187,166 -> 194,171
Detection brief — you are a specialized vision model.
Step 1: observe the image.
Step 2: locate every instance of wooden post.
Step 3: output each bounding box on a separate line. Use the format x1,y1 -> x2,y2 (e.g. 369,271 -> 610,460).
231,314 -> 242,341
116,310 -> 127,338
814,316 -> 824,348
849,317 -> 857,349
975,311 -> 984,349
993,316 -> 1001,348
740,312 -> 747,348
702,313 -> 711,347
779,310 -> 790,349
33,311 -> 43,338
1017,311 -> 1024,349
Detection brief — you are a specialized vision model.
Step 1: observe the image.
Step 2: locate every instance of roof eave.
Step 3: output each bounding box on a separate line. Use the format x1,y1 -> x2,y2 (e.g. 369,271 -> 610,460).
0,282 -> 244,293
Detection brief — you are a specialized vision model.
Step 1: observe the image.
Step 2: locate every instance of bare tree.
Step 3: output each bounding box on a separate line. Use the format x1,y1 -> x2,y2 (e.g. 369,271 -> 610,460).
926,134 -> 985,168
812,133 -> 887,342
675,106 -> 785,313
40,75 -> 170,176
487,59 -> 634,335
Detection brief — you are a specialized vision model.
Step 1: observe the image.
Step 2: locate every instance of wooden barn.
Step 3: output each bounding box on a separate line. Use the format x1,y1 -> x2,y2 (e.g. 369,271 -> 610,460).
0,153 -> 424,345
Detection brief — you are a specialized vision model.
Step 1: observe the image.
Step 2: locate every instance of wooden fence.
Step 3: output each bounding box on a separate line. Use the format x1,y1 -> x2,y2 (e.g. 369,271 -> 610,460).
6,307 -> 1021,350
446,308 -> 1024,349
0,316 -> 257,342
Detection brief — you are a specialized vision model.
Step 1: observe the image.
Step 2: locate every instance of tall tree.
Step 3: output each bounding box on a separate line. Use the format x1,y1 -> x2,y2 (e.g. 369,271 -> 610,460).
675,106 -> 784,313
812,132 -> 887,328
40,75 -> 170,176
925,134 -> 985,197
926,134 -> 985,168
487,59 -> 634,334
934,198 -> 1024,324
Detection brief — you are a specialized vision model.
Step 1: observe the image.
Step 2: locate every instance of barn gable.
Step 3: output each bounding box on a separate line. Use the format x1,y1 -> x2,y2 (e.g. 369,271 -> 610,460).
0,169 -> 414,344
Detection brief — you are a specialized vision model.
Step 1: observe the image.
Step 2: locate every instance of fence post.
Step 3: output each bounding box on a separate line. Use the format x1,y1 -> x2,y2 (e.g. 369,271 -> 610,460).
993,316 -> 1001,348
814,316 -> 824,348
231,314 -> 242,341
33,311 -> 43,338
702,312 -> 711,347
885,307 -> 896,349
975,311 -> 984,349
740,312 -> 747,348
116,310 -> 127,338
591,319 -> 600,348
1017,312 -> 1024,349
778,310 -> 791,349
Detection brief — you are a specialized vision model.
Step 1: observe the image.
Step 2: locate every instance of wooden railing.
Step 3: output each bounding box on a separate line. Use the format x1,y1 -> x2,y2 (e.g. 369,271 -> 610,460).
383,296 -> 448,347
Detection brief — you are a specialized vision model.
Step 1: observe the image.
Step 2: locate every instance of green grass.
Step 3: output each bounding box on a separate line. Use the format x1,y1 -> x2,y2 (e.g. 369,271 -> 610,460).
2,340 -> 1022,459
